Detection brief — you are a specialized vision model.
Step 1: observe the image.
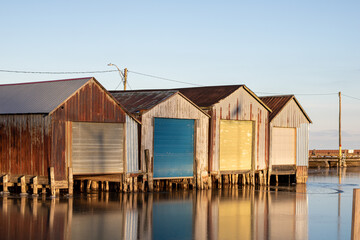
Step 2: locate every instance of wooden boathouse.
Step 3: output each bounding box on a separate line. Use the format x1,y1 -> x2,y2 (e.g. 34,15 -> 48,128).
260,95 -> 312,184
110,90 -> 210,190
0,77 -> 140,196
177,85 -> 271,186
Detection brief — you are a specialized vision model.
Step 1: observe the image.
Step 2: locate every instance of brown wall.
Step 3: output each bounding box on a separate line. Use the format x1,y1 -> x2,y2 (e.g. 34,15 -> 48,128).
51,80 -> 127,180
0,114 -> 51,177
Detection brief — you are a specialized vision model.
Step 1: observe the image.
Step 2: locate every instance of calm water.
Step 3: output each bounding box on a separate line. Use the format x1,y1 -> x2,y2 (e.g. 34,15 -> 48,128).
0,168 -> 359,240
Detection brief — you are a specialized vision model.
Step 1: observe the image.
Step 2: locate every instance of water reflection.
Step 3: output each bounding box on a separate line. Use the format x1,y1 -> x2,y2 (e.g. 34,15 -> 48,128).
0,186 -> 310,240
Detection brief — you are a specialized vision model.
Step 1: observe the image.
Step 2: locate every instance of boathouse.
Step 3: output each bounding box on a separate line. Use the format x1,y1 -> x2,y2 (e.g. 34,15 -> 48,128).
178,85 -> 271,185
260,95 -> 312,183
0,77 -> 140,195
110,90 -> 210,189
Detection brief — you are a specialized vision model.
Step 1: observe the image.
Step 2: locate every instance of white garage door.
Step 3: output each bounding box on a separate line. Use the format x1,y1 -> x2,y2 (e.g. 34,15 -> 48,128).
272,127 -> 296,165
71,122 -> 124,174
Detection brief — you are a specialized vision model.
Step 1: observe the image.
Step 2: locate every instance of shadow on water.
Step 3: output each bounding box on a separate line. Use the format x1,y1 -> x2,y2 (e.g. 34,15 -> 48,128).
1,168 -> 360,240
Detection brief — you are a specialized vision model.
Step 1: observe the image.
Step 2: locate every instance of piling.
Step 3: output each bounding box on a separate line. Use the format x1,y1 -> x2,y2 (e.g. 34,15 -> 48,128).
32,176 -> 38,195
352,188 -> 360,240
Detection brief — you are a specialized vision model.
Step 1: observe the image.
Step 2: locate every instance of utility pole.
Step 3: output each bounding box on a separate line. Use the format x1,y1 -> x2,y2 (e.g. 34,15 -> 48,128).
108,63 -> 127,91
339,91 -> 342,167
124,68 -> 128,91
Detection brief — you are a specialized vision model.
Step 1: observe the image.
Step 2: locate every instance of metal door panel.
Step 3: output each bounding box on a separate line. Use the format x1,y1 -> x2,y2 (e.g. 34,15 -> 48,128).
72,122 -> 124,174
153,118 -> 194,178
220,120 -> 253,171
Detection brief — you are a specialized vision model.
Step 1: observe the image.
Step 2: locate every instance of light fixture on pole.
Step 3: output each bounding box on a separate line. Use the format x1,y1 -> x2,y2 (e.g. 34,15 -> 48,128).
108,63 -> 127,90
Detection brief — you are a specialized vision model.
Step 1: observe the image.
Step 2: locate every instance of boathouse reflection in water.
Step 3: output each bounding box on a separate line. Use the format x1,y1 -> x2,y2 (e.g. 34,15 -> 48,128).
0,186 -> 308,240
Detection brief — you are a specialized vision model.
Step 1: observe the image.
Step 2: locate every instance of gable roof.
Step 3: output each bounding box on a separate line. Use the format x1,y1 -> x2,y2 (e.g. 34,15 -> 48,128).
0,77 -> 91,114
260,95 -> 312,123
110,90 -> 209,117
176,85 -> 271,112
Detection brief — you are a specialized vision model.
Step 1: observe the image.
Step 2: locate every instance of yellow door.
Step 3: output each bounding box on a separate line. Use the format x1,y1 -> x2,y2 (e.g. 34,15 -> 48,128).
272,127 -> 296,165
219,120 -> 253,171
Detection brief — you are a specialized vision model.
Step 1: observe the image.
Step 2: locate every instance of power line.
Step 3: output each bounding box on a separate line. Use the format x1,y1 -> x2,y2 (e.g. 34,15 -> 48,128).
128,70 -> 203,87
0,69 -> 117,74
342,94 -> 360,101
256,91 -> 338,96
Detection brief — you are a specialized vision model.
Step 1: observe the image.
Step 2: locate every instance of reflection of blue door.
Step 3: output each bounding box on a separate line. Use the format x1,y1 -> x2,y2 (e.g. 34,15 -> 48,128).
153,201 -> 193,240
153,118 -> 194,178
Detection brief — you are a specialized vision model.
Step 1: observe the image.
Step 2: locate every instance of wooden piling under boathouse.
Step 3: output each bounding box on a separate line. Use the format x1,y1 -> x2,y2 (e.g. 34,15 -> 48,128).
110,90 -> 210,190
177,85 -> 271,187
0,77 -> 141,196
260,95 -> 312,184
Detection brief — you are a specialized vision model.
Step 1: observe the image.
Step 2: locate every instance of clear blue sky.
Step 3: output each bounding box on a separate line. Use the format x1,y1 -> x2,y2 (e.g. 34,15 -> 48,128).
1,1 -> 360,149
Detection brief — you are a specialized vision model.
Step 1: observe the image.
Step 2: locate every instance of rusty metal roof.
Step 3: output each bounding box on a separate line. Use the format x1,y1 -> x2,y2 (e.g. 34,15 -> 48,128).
260,95 -> 312,123
176,85 -> 271,111
110,90 -> 178,114
0,78 -> 91,114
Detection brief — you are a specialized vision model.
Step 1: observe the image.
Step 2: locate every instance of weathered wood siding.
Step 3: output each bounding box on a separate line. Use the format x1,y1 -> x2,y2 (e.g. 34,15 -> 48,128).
210,87 -> 269,172
0,114 -> 51,177
270,99 -> 310,168
140,94 -> 209,178
51,79 -> 127,180
126,115 -> 140,173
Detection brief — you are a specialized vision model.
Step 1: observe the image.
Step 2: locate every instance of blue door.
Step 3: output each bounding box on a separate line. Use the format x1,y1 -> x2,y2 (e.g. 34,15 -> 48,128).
153,118 -> 195,178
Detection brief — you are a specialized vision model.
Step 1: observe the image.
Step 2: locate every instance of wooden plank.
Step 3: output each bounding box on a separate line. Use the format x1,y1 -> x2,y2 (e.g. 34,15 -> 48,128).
74,174 -> 123,182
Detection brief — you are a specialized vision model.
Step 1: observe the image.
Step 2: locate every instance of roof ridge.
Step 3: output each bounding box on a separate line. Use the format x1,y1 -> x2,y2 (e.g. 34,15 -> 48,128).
0,77 -> 93,87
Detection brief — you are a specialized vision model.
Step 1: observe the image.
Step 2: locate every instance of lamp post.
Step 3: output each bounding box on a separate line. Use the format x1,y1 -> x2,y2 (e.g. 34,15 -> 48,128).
108,63 -> 127,90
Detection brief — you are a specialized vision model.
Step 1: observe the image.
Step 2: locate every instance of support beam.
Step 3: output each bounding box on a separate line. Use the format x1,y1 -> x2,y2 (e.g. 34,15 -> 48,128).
20,176 -> 27,195
32,176 -> 38,195
68,168 -> 73,196
50,167 -> 56,197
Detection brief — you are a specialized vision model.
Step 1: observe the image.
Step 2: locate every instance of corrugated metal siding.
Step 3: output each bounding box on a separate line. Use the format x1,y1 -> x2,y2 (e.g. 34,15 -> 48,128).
141,94 -> 209,179
269,99 -> 310,168
153,118 -> 194,178
71,122 -> 124,174
219,120 -> 253,171
0,114 -> 51,177
296,123 -> 309,167
211,88 -> 269,172
126,115 -> 139,173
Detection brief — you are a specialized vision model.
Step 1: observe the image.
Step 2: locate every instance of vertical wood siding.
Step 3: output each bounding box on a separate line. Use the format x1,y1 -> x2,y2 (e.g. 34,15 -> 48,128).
269,99 -> 310,168
126,115 -> 140,173
51,79 -> 128,180
140,94 -> 209,177
0,114 -> 51,177
211,88 -> 269,172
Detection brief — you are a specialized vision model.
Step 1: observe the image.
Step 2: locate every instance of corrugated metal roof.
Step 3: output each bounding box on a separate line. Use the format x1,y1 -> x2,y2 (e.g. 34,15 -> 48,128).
0,78 -> 91,114
260,95 -> 312,123
176,85 -> 243,108
110,90 -> 178,114
176,85 -> 271,111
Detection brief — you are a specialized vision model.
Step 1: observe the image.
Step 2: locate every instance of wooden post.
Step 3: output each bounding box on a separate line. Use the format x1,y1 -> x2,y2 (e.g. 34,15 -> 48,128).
105,181 -> 109,192
68,167 -> 73,196
20,176 -> 27,195
339,91 -> 342,167
42,186 -> 47,194
79,181 -> 83,192
86,180 -> 92,191
145,149 -> 153,192
268,170 -> 271,186
33,177 -> 38,195
133,177 -> 138,192
352,189 -> 360,240
2,174 -> 9,193
276,175 -> 279,185
50,167 -> 56,197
